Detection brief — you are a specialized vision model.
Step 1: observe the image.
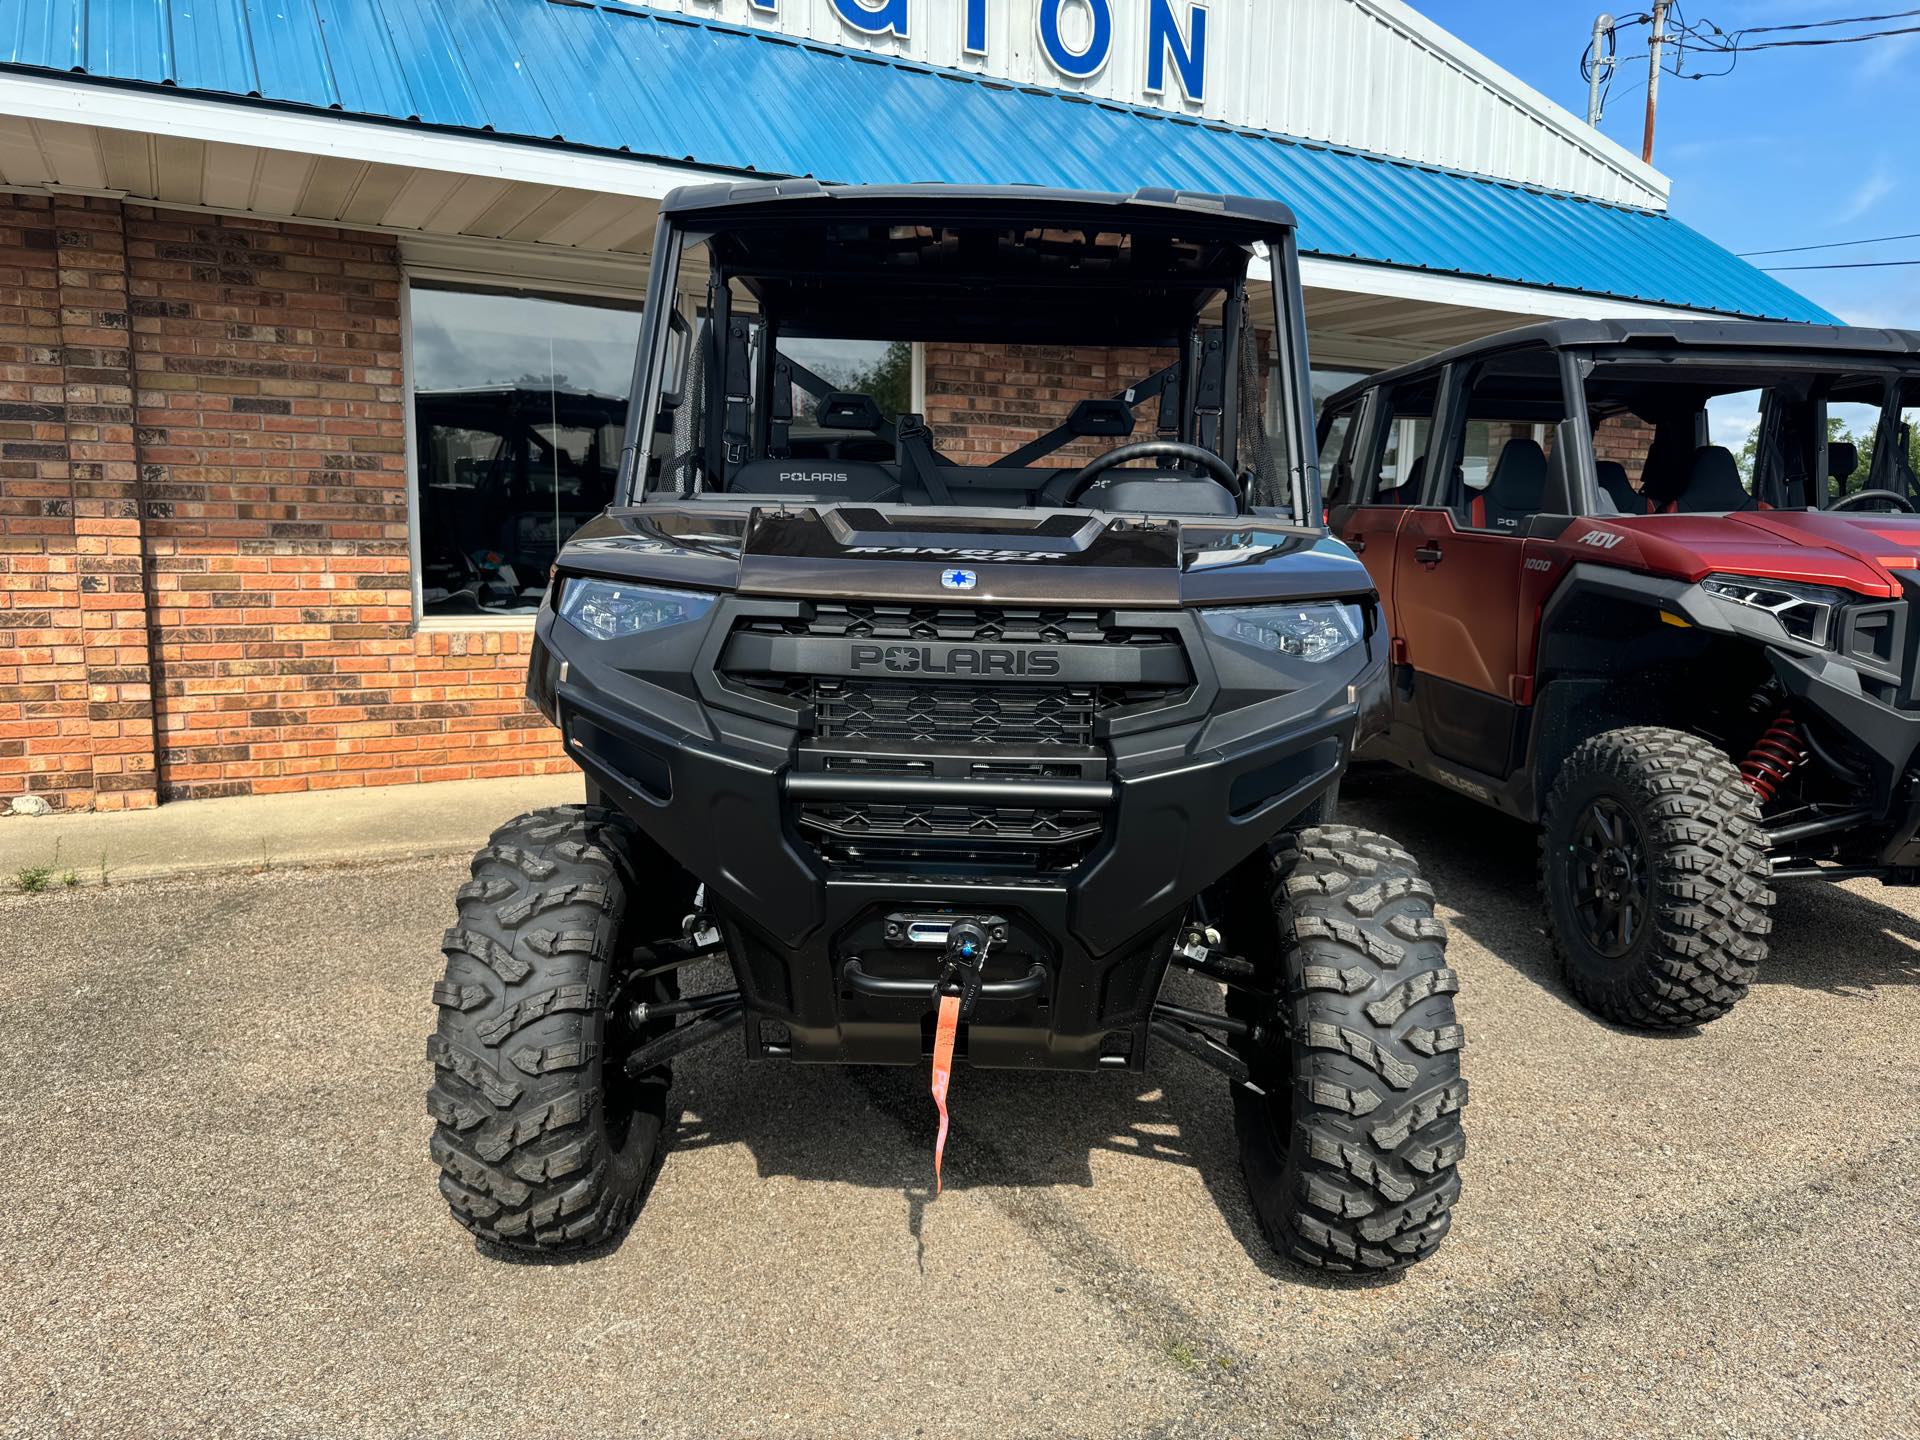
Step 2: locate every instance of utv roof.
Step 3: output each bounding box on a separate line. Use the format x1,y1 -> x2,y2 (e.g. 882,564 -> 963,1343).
659,180 -> 1297,346
658,179 -> 1297,234
1325,318 -> 1920,408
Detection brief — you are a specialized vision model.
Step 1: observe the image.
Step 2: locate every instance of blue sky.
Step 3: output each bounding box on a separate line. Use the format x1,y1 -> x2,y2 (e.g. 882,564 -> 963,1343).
1429,2 -> 1920,327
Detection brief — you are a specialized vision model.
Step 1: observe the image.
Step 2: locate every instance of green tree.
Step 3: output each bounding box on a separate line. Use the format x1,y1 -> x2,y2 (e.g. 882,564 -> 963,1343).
1737,414 -> 1880,499
1840,418 -> 1920,497
845,340 -> 913,418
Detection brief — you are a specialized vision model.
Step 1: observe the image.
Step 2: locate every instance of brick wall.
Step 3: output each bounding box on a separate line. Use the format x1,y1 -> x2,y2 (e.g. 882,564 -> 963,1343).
924,343 -> 1178,464
0,196 -> 567,811
0,195 -> 157,810
1594,413 -> 1655,486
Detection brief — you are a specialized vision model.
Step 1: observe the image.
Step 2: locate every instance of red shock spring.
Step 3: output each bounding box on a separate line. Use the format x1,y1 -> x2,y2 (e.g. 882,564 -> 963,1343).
1740,705 -> 1806,803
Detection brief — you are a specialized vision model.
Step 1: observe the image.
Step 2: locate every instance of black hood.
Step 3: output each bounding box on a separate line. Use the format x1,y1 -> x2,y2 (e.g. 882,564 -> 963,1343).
561,504 -> 1371,607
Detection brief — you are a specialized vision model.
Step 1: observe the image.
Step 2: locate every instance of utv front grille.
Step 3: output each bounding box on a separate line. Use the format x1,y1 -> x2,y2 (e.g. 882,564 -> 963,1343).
716,600 -> 1196,875
811,679 -> 1097,749
743,604 -> 1175,648
794,798 -> 1105,872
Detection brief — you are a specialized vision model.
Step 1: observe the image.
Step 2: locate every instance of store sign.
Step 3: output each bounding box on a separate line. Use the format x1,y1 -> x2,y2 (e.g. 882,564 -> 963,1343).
695,1 -> 1212,104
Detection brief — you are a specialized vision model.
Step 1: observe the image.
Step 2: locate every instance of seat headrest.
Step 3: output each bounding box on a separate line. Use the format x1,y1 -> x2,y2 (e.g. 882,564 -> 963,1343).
1487,438 -> 1547,508
1828,440 -> 1859,481
816,391 -> 884,431
1671,445 -> 1751,513
1596,460 -> 1640,513
1375,455 -> 1423,505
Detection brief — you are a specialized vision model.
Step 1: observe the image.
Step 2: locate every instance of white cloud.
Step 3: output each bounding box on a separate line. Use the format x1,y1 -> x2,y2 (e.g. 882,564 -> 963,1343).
1859,31 -> 1916,81
1837,164 -> 1895,226
1835,305 -> 1901,328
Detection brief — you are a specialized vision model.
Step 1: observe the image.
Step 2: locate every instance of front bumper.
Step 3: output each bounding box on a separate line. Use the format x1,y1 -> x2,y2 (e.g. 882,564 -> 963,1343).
531,591 -> 1380,1070
1666,573 -> 1920,868
1769,647 -> 1920,867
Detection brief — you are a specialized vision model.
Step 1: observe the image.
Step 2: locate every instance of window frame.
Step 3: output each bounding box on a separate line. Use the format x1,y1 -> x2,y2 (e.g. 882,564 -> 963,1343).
1349,374 -> 1441,507
1430,345 -> 1585,531
1317,393 -> 1365,509
403,273 -> 647,631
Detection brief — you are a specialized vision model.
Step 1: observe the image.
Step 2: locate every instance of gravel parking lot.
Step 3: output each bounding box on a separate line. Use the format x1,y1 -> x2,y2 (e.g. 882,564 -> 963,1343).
4,774 -> 1917,1439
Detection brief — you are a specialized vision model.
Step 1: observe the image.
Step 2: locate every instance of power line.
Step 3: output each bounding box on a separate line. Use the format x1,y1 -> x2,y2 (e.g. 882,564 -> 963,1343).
1761,258 -> 1920,271
1738,22 -> 1920,52
1738,7 -> 1920,36
1741,230 -> 1920,258
1588,7 -> 1920,93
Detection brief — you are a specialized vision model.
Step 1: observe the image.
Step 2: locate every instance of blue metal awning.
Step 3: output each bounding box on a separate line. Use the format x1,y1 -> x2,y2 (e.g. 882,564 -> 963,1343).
0,0 -> 1835,323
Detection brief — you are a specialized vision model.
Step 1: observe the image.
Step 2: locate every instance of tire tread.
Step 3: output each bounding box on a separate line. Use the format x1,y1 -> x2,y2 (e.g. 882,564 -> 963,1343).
1540,726 -> 1772,1028
1234,824 -> 1467,1273
426,804 -> 671,1255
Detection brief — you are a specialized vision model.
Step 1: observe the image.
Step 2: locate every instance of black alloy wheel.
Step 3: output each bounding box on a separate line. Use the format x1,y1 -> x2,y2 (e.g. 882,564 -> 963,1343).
1567,796 -> 1650,958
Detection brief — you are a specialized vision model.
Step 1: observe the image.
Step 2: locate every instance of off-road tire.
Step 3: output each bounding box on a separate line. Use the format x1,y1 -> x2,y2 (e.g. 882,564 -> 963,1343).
1540,726 -> 1771,1029
426,805 -> 676,1256
1232,826 -> 1466,1271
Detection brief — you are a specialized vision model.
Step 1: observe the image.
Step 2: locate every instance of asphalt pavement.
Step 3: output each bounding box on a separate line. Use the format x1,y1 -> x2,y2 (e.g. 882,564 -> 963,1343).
3,771 -> 1917,1439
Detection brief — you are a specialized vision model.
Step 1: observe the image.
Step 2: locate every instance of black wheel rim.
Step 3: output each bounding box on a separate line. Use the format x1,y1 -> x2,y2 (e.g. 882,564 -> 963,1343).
600,961 -> 671,1155
601,992 -> 641,1153
1566,796 -> 1649,958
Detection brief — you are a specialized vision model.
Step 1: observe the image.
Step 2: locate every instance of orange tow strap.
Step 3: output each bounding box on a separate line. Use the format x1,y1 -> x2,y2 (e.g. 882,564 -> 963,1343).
931,992 -> 961,1194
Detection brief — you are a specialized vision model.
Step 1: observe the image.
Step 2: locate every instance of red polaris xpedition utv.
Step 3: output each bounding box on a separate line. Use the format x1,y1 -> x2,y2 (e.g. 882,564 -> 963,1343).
1322,319 -> 1920,1028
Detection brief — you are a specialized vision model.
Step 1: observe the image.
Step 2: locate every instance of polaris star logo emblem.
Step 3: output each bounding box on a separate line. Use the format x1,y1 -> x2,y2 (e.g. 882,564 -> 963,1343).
941,568 -> 978,591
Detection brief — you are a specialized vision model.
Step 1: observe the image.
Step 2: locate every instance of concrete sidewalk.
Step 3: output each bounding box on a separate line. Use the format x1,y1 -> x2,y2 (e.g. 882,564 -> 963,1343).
0,773 -> 582,888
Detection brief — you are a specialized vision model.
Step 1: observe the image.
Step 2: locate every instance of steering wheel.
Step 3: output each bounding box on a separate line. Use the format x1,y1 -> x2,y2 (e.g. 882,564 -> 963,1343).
1062,440 -> 1243,506
1831,488 -> 1917,513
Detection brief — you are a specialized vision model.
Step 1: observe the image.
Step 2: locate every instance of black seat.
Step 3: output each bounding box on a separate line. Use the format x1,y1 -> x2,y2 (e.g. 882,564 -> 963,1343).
1597,460 -> 1641,514
1471,438 -> 1546,531
1669,445 -> 1751,512
1376,456 -> 1423,506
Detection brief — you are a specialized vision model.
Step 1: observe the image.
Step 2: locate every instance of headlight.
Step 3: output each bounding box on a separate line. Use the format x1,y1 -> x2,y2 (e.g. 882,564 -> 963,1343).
558,578 -> 715,640
1701,574 -> 1849,648
1201,601 -> 1365,663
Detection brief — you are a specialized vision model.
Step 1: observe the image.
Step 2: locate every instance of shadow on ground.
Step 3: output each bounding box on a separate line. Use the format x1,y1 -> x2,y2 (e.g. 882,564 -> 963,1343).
1342,762 -> 1920,1006
665,964 -> 1356,1285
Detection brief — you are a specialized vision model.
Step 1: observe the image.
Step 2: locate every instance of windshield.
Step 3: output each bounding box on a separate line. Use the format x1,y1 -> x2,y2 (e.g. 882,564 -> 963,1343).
1585,358 -> 1920,513
628,210 -> 1308,521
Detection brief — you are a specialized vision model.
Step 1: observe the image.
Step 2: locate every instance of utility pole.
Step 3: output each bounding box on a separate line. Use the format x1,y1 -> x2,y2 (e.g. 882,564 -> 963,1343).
1586,12 -> 1616,126
1641,0 -> 1669,164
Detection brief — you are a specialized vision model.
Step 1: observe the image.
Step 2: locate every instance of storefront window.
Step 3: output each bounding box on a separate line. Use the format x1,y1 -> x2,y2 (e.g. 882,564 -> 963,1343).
410,284 -> 644,617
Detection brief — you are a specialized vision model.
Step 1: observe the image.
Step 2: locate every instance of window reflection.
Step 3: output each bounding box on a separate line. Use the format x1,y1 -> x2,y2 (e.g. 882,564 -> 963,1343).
411,285 -> 643,616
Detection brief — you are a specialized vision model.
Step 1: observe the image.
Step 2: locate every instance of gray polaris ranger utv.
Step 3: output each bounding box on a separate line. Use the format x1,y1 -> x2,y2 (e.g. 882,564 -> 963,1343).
425,182 -> 1465,1272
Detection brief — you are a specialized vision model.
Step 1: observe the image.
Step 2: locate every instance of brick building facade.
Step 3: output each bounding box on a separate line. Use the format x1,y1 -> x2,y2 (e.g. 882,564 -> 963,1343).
0,196 -> 567,812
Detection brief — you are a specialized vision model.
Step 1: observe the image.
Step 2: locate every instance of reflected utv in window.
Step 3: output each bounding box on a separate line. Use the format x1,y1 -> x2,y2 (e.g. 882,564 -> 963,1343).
416,385 -> 625,613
